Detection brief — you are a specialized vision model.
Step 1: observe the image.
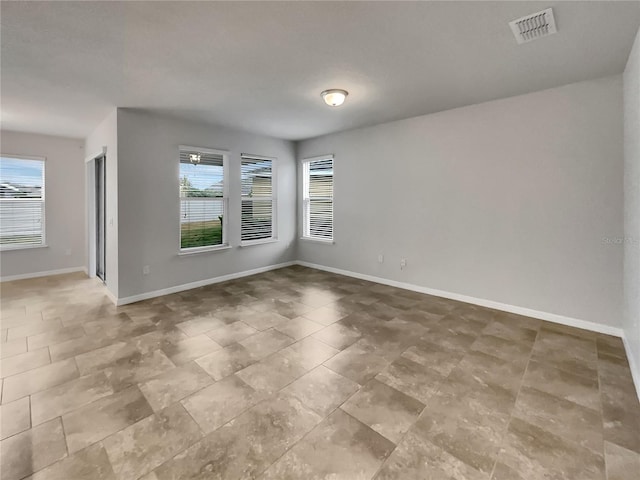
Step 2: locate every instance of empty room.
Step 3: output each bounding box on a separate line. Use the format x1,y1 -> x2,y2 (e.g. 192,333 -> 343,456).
1,1 -> 639,479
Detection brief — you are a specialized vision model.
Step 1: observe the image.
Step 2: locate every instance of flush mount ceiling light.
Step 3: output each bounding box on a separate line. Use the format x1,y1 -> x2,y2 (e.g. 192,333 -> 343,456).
321,89 -> 348,107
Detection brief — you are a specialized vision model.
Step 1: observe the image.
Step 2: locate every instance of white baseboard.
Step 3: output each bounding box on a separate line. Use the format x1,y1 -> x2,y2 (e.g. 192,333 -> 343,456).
104,288 -> 118,306
0,266 -> 86,283
114,261 -> 297,306
6,260 -> 623,338
296,261 -> 624,338
621,333 -> 640,402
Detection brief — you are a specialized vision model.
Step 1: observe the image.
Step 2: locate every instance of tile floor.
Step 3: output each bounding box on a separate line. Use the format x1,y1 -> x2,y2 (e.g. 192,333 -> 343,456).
0,266 -> 639,480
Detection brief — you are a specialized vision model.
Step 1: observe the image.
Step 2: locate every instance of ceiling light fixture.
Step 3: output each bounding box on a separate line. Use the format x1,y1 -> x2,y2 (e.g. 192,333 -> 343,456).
321,89 -> 348,107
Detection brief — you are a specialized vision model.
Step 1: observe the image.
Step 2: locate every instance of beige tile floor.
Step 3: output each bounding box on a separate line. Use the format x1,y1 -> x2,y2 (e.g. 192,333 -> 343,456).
0,266 -> 639,480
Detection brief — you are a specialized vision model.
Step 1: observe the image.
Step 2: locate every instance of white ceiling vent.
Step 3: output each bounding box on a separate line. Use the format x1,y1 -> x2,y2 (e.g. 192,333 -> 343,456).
509,8 -> 557,44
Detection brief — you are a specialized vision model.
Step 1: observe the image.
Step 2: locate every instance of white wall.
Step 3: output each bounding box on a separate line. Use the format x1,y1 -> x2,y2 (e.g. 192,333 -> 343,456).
85,110 -> 119,299
623,27 -> 640,391
116,109 -> 297,300
297,75 -> 624,330
0,131 -> 85,279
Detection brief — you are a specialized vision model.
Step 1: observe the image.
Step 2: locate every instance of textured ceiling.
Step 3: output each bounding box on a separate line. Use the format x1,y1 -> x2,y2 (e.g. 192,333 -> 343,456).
1,1 -> 639,140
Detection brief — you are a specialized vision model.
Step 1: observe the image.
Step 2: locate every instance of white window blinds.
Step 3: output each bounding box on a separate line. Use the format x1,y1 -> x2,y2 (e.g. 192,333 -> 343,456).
0,156 -> 45,249
241,154 -> 275,243
303,156 -> 333,241
179,147 -> 227,250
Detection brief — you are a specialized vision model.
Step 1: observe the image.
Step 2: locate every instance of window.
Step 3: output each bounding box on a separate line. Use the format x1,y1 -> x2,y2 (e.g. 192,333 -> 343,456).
179,146 -> 228,252
0,155 -> 45,249
302,155 -> 333,241
241,154 -> 276,245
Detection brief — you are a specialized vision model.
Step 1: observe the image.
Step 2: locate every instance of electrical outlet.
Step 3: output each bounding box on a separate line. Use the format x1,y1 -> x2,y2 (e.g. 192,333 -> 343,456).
378,254 -> 384,264
143,265 -> 150,275
400,258 -> 407,270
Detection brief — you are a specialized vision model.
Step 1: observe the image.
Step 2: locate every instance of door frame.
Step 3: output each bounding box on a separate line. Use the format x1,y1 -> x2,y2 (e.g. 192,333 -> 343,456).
85,147 -> 107,280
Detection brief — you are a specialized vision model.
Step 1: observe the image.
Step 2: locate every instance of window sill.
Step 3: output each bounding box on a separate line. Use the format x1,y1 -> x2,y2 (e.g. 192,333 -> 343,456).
179,244 -> 232,256
300,237 -> 334,245
0,244 -> 48,252
240,238 -> 278,247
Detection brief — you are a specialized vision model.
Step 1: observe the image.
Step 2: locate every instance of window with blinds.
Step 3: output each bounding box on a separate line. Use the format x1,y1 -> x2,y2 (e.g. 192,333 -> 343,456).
302,156 -> 333,241
0,156 -> 45,249
179,146 -> 228,251
241,154 -> 276,244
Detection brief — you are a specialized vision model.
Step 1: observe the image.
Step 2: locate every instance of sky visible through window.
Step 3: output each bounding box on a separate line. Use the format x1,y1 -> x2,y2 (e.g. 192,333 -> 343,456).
0,157 -> 43,186
179,162 -> 222,190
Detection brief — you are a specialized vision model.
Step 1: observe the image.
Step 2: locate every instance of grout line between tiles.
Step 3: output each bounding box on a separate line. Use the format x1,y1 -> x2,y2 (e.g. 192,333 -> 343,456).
255,366 -> 374,478
368,331 -> 470,480
59,413 -> 70,458
492,326 -> 539,479
597,348 -> 610,480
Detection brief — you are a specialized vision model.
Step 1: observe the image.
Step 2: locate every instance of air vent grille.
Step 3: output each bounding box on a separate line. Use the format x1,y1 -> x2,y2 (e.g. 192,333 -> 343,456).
509,8 -> 557,44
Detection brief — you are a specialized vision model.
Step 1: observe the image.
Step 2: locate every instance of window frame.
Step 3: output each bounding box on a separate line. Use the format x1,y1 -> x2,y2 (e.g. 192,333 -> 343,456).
301,154 -> 334,243
0,154 -> 47,251
178,145 -> 230,255
240,153 -> 278,247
